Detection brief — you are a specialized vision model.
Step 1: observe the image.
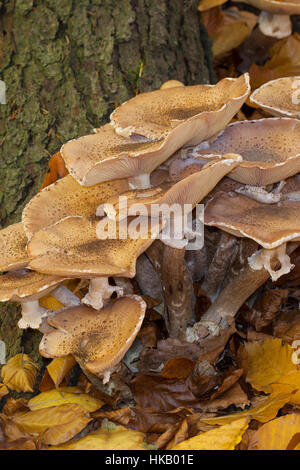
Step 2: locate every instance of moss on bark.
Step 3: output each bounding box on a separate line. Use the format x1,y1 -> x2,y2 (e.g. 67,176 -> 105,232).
0,0 -> 214,361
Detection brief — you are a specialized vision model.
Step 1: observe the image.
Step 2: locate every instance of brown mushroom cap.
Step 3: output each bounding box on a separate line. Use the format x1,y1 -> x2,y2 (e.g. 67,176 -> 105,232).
194,118 -> 300,185
27,216 -> 160,278
237,0 -> 300,15
39,295 -> 146,376
204,191 -> 300,248
0,223 -> 29,272
103,154 -> 242,219
250,77 -> 300,119
0,270 -> 67,302
111,74 -> 250,141
22,174 -> 129,239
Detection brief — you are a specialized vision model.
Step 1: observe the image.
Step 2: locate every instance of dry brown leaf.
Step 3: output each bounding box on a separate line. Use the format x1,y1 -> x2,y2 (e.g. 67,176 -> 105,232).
2,398 -> 28,416
249,33 -> 300,91
171,418 -> 249,450
161,358 -> 195,379
1,354 -> 38,393
0,383 -> 9,399
0,438 -> 36,450
248,414 -> 300,450
40,152 -> 68,190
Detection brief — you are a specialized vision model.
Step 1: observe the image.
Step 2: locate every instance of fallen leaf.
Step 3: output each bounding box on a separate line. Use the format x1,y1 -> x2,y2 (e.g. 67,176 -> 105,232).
49,423 -> 147,450
1,354 -> 38,393
0,384 -> 9,399
161,358 -> 195,379
28,386 -> 103,412
198,0 -> 228,11
243,338 -> 297,393
171,418 -> 249,450
248,413 -> 300,450
12,403 -> 91,439
46,356 -> 77,389
40,152 -> 68,190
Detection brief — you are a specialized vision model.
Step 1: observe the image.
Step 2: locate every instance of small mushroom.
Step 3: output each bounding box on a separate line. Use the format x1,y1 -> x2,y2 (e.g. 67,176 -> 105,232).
22,174 -> 129,240
193,118 -> 300,185
236,0 -> 300,39
250,77 -> 300,119
0,270 -> 67,329
39,295 -> 146,383
0,223 -> 29,271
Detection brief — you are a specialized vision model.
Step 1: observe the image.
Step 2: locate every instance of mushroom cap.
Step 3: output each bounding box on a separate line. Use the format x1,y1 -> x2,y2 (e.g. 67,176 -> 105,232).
103,154 -> 243,218
194,118 -> 300,185
22,174 -> 129,239
27,216 -> 159,278
39,295 -> 146,376
236,0 -> 300,15
111,74 -> 250,141
61,124 -> 166,186
160,80 -> 184,89
0,223 -> 29,272
0,270 -> 66,302
204,191 -> 300,249
250,77 -> 300,119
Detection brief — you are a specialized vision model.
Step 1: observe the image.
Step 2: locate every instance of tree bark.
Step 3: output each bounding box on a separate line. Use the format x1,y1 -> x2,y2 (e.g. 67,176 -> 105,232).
0,0 -> 214,361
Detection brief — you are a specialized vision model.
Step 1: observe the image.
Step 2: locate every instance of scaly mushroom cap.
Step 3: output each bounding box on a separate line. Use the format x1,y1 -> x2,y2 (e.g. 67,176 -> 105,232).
61,124 -> 167,186
194,118 -> 300,185
39,295 -> 146,376
111,74 -> 250,141
237,0 -> 300,15
22,174 -> 129,239
0,223 -> 29,271
204,191 -> 300,249
250,77 -> 300,119
62,75 -> 249,189
0,270 -> 66,302
103,155 -> 243,219
27,216 -> 160,278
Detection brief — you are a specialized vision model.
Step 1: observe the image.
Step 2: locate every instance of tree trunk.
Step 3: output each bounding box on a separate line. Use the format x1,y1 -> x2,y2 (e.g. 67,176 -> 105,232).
0,0 -> 214,361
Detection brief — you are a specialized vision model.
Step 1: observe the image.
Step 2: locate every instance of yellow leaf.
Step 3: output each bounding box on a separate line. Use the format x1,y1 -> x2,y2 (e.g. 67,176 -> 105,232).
0,383 -> 9,399
198,0 -> 228,11
12,403 -> 90,436
46,356 -> 76,388
201,392 -> 293,425
39,295 -> 64,311
1,354 -> 38,393
270,371 -> 300,406
244,338 -> 298,393
28,386 -> 103,412
248,414 -> 300,450
171,418 -> 249,450
49,424 -> 147,450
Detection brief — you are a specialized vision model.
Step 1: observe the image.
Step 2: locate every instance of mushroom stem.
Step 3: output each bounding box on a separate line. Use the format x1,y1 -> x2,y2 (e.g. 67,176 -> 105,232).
248,243 -> 295,282
128,173 -> 151,189
18,300 -> 48,330
186,243 -> 298,343
147,241 -> 195,337
258,11 -> 292,39
51,285 -> 81,307
201,232 -> 238,299
81,277 -> 123,310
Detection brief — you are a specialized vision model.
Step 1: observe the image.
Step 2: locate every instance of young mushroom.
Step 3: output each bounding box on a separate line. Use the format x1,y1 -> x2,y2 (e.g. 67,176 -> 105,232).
61,75 -> 250,189
236,0 -> 300,39
39,295 -> 146,383
0,270 -> 68,329
193,118 -> 300,185
250,77 -> 300,119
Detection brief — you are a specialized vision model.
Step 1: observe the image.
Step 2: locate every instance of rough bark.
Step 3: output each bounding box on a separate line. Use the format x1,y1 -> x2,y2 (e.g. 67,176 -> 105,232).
0,0 -> 214,361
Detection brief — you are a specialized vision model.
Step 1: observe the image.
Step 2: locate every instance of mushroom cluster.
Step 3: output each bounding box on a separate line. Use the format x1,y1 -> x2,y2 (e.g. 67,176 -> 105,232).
1,73 -> 300,385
